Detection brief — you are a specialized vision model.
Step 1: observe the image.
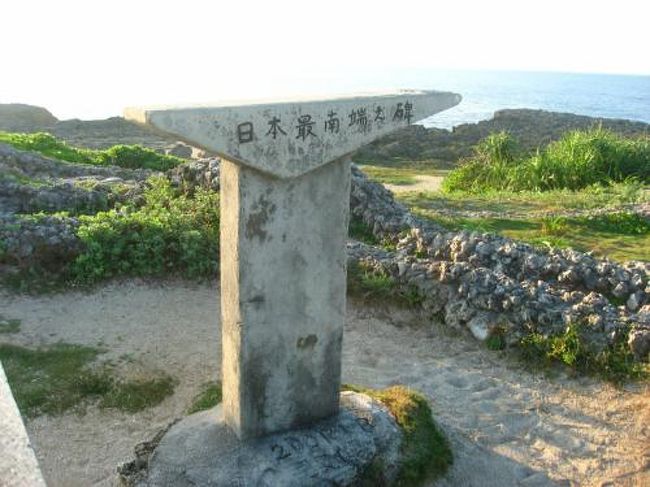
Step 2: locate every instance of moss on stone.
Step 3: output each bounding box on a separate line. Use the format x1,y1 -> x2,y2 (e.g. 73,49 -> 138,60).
344,384 -> 452,486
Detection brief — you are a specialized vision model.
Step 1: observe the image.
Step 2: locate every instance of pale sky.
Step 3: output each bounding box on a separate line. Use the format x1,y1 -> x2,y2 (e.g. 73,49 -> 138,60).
2,0 -> 649,120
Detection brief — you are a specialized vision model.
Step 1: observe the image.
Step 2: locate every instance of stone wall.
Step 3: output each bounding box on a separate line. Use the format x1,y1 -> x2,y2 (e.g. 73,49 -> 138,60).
1,150 -> 648,361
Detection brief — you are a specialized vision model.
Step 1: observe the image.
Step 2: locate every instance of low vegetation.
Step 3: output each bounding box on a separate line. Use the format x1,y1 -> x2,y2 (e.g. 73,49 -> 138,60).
344,384 -> 452,486
0,131 -> 184,171
358,164 -> 448,186
443,129 -> 650,193
0,316 -> 21,334
347,260 -> 423,308
0,343 -> 175,417
71,176 -> 220,284
402,194 -> 650,262
516,323 -> 648,383
187,382 -> 223,414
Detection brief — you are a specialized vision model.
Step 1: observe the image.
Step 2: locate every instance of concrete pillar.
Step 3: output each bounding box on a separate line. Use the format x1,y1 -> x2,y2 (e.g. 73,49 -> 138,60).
125,89 -> 461,439
221,157 -> 350,438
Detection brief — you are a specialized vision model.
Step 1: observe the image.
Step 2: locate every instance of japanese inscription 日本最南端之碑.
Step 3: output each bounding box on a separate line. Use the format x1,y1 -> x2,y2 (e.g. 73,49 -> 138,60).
235,101 -> 415,144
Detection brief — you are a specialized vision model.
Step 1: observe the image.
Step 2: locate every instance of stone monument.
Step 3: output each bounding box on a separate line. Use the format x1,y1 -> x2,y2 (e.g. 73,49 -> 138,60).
122,90 -> 460,485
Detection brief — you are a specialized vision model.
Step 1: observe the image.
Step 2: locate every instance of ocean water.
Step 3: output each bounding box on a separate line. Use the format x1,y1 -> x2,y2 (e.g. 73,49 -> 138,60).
407,70 -> 650,129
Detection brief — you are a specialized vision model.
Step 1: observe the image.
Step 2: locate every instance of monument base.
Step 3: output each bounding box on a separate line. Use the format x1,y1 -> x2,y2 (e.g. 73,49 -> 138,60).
119,392 -> 403,487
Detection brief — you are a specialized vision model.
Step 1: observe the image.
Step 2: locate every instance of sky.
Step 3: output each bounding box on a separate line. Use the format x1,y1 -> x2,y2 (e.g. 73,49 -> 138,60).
2,0 -> 649,120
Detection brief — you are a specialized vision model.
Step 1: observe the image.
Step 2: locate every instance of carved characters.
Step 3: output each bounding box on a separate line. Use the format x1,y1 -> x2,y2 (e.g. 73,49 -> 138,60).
235,100 -> 414,144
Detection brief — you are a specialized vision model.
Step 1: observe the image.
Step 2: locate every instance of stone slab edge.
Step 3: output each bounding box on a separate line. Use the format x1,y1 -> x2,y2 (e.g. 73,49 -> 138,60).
124,90 -> 461,178
0,361 -> 47,486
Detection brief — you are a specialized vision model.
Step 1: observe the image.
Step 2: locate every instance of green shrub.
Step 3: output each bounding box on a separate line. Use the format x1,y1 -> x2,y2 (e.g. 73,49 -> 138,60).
0,131 -> 183,171
94,144 -> 182,171
0,132 -> 94,164
578,212 -> 650,235
70,176 -> 219,283
443,128 -> 650,193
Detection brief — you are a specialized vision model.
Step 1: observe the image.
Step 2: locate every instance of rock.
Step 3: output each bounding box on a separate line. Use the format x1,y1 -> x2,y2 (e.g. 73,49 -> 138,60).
165,142 -> 193,159
627,291 -> 644,312
0,103 -> 58,131
636,305 -> 650,325
120,392 -> 402,487
628,329 -> 650,362
467,312 -> 498,341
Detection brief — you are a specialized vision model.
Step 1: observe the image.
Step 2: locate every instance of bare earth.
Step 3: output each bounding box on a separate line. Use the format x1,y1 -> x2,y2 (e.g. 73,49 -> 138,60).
1,281 -> 648,487
385,174 -> 444,194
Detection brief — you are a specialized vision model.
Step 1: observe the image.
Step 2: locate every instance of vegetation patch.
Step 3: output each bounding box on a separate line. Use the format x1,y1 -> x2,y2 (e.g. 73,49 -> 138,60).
344,384 -> 452,486
349,215 -> 381,245
70,177 -> 220,284
100,376 -> 176,413
443,129 -> 650,193
359,164 -> 449,186
517,323 -> 649,383
402,185 -> 650,262
0,343 -> 175,417
0,316 -> 21,334
347,261 -> 397,301
187,381 -> 223,414
0,131 -> 184,171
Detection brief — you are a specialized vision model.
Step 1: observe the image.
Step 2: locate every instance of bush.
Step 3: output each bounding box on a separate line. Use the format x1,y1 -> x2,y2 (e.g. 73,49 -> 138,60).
94,144 -> 182,171
70,177 -> 219,283
0,131 -> 93,164
0,131 -> 184,171
518,323 -> 648,382
443,128 -> 650,193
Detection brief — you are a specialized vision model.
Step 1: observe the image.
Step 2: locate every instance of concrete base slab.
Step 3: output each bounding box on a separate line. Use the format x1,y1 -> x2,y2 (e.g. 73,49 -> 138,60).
120,392 -> 402,487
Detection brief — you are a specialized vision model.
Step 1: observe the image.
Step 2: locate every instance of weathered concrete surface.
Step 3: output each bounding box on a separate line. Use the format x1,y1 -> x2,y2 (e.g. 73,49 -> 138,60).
126,391 -> 402,487
221,157 -> 351,438
125,90 -> 461,441
125,90 -> 461,178
0,362 -> 47,487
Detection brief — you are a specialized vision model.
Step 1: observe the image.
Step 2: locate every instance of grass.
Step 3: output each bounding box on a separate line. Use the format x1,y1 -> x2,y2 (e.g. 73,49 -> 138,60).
0,131 -> 184,171
0,316 -> 21,334
517,323 -> 649,383
415,212 -> 649,262
347,260 -> 397,301
0,343 -> 175,417
359,164 -> 449,186
400,181 -> 648,216
100,376 -> 176,413
443,129 -> 650,193
349,215 -> 381,245
0,170 -> 50,188
344,384 -> 452,486
400,185 -> 650,262
187,381 -> 222,414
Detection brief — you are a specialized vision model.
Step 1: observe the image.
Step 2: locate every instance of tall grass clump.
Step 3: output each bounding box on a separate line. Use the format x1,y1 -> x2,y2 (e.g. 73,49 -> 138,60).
443,128 -> 650,193
0,131 -> 184,171
442,132 -> 519,192
70,176 -> 219,283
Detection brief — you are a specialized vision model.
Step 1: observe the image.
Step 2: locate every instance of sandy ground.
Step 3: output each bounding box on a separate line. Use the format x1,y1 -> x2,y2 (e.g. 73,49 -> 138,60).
1,280 -> 649,487
385,175 -> 444,194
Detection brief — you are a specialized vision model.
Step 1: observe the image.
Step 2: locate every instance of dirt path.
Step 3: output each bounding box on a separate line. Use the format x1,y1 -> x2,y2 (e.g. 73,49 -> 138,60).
385,174 -> 444,194
1,281 -> 648,486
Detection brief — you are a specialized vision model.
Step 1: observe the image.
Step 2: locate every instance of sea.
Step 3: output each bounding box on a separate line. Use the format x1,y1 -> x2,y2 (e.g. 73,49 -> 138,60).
404,70 -> 650,129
